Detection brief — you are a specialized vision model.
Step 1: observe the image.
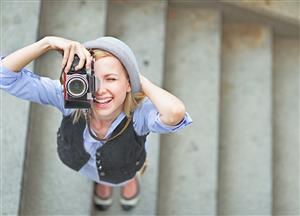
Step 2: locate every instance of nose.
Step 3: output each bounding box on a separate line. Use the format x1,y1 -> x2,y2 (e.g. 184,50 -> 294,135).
95,79 -> 107,95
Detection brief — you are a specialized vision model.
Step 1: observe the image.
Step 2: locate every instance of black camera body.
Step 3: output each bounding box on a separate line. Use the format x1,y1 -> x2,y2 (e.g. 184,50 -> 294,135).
63,55 -> 99,109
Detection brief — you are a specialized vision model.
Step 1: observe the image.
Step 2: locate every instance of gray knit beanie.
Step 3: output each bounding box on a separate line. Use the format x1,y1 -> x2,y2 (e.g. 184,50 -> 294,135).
83,37 -> 140,93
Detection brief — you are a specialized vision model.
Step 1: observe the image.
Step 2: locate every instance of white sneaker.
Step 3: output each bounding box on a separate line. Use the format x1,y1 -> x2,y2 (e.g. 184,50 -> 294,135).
94,183 -> 113,211
120,175 -> 141,211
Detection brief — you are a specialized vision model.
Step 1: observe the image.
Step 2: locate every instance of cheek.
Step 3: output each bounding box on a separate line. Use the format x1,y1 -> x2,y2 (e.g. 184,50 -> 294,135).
111,83 -> 128,98
113,88 -> 127,106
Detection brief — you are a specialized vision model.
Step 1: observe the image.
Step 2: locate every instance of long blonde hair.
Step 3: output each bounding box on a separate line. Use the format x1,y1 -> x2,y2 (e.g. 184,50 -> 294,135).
71,49 -> 145,123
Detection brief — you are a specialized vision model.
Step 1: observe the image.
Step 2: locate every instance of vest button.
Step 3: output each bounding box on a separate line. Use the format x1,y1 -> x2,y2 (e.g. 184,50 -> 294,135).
96,160 -> 101,164
98,166 -> 102,170
100,172 -> 105,176
96,152 -> 101,156
136,161 -> 140,166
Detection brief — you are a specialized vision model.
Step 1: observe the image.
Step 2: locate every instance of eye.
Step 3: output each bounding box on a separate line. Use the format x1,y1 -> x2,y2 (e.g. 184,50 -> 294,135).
107,77 -> 117,81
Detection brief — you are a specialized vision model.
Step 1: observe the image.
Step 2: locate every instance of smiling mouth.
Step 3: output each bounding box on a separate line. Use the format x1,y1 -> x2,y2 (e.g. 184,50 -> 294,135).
93,97 -> 113,105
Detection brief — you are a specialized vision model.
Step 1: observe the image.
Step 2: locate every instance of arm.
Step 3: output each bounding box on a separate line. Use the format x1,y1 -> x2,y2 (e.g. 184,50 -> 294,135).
139,74 -> 186,126
2,37 -> 51,72
1,36 -> 92,73
1,36 -> 91,114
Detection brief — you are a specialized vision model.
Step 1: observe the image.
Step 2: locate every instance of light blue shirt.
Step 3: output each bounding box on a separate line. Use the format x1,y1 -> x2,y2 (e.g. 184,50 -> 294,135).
0,64 -> 192,185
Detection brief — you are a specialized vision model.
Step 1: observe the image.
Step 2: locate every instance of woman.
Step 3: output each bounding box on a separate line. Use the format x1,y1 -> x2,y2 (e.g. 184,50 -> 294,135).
0,36 -> 192,211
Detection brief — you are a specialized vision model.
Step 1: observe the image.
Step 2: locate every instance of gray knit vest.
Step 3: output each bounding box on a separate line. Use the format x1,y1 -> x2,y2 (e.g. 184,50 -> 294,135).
57,114 -> 148,184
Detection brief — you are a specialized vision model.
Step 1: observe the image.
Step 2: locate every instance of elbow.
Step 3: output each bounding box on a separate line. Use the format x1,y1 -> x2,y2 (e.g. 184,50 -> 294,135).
165,103 -> 186,126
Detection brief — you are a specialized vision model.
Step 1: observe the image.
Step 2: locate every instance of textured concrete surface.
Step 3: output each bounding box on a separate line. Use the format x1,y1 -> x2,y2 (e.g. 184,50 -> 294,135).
222,0 -> 300,22
92,1 -> 166,215
218,23 -> 272,215
158,8 -> 221,215
20,1 -> 106,215
170,0 -> 299,37
0,1 -> 40,215
273,36 -> 299,215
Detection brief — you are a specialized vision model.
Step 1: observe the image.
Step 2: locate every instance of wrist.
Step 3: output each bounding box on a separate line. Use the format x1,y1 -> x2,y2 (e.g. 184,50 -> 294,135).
140,74 -> 150,85
140,76 -> 154,96
39,36 -> 52,52
139,75 -> 147,93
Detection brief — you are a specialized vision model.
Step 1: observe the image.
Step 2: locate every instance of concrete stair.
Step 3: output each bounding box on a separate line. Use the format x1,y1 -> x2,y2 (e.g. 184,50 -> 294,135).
272,36 -> 299,215
159,6 -> 221,215
1,1 -> 299,215
1,2 -> 40,215
218,23 -> 273,215
18,1 -> 107,215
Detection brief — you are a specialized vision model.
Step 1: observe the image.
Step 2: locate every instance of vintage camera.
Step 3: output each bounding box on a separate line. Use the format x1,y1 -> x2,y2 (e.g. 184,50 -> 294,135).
62,54 -> 100,109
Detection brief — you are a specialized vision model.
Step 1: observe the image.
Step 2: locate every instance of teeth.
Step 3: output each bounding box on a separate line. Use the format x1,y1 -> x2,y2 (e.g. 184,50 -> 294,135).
94,98 -> 112,104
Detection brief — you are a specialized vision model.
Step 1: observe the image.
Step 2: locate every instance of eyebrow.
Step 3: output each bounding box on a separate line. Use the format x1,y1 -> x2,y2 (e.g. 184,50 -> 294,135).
103,73 -> 119,77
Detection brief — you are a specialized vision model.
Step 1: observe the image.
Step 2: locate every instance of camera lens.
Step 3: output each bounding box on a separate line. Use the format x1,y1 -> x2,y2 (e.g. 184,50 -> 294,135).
67,77 -> 87,98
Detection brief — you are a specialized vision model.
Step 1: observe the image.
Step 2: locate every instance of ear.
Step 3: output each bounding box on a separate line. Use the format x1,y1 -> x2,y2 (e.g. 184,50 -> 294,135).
126,79 -> 131,93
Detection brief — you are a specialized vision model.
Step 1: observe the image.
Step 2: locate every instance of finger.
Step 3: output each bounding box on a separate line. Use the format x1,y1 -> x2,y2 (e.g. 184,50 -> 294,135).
61,47 -> 70,70
83,49 -> 92,70
64,44 -> 76,73
75,46 -> 86,70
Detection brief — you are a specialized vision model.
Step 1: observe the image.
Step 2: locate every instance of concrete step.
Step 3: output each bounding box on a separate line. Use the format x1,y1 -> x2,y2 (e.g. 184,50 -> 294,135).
272,36 -> 299,215
158,7 -> 221,215
218,23 -> 273,215
19,1 -> 107,215
1,1 -> 40,215
92,1 -> 167,215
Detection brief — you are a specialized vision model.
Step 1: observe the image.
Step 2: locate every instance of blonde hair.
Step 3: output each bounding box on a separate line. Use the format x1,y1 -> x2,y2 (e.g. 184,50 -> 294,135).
71,49 -> 145,123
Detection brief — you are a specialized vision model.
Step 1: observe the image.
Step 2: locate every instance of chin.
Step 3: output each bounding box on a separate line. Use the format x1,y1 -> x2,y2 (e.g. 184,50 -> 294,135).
92,108 -> 111,117
91,104 -> 122,120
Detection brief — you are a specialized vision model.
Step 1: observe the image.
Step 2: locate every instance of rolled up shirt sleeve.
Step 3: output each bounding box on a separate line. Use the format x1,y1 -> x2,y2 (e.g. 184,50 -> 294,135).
133,98 -> 192,135
0,63 -> 68,115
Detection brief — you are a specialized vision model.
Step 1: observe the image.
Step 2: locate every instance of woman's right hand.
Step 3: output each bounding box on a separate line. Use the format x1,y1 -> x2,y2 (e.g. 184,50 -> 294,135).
45,36 -> 92,73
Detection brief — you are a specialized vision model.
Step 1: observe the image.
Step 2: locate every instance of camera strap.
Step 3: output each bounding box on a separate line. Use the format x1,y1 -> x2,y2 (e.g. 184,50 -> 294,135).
85,111 -> 132,142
